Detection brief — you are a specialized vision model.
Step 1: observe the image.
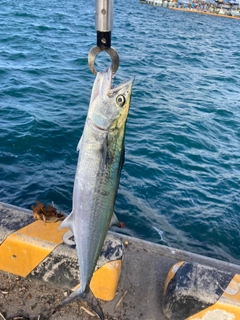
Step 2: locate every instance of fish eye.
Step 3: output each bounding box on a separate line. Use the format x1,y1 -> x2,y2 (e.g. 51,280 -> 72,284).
116,95 -> 126,107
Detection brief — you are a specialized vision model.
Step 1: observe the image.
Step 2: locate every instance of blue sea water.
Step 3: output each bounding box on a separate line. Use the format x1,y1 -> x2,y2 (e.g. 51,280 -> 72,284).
1,0 -> 240,264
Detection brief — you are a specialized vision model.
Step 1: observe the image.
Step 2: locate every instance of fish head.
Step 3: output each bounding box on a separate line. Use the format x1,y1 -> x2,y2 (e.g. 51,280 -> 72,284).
88,67 -> 133,132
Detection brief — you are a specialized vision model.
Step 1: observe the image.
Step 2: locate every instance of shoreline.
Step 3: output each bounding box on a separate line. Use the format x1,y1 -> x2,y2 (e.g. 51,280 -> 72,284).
169,6 -> 240,19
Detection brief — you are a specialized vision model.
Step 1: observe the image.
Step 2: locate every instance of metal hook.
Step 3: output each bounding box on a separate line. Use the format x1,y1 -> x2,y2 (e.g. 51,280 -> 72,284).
88,46 -> 119,76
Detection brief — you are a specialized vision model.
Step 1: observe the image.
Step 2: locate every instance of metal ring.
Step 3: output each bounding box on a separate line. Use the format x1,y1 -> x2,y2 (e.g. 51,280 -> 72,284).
63,230 -> 76,246
88,46 -> 120,75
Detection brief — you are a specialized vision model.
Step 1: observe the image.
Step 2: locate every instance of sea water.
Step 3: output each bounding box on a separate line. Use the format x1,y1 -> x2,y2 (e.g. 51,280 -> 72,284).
1,0 -> 240,263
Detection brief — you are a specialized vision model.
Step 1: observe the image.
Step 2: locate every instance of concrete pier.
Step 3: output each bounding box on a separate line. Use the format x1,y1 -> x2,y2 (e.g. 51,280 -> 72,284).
0,202 -> 240,319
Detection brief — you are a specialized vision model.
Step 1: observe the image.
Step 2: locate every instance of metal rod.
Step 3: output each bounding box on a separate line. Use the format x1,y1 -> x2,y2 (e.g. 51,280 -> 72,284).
95,0 -> 113,32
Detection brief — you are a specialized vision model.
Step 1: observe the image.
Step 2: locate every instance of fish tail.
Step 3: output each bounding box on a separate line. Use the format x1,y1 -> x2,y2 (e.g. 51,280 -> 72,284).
53,286 -> 104,320
81,288 -> 104,320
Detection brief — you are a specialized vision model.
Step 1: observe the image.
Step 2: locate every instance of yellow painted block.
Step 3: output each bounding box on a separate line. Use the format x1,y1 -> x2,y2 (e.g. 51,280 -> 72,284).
163,261 -> 184,294
0,220 -> 122,301
0,220 -> 68,277
72,260 -> 122,301
187,303 -> 240,319
90,260 -> 122,301
16,220 -> 67,244
187,274 -> 240,320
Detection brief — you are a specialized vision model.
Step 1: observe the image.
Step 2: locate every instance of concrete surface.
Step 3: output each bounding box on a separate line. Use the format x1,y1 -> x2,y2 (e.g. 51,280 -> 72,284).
0,202 -> 240,320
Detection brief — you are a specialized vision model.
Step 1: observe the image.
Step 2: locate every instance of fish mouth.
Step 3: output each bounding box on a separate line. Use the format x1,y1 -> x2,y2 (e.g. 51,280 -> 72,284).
97,67 -> 113,99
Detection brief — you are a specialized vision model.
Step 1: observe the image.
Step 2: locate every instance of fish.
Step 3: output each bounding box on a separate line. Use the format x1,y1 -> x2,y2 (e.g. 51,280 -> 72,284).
58,67 -> 133,319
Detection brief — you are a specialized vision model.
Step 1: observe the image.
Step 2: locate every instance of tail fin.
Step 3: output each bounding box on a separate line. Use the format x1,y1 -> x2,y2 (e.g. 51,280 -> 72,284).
53,287 -> 104,320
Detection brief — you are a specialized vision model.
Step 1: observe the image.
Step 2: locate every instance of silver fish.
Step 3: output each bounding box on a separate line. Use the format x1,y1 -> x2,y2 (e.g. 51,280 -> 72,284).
58,67 -> 133,319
